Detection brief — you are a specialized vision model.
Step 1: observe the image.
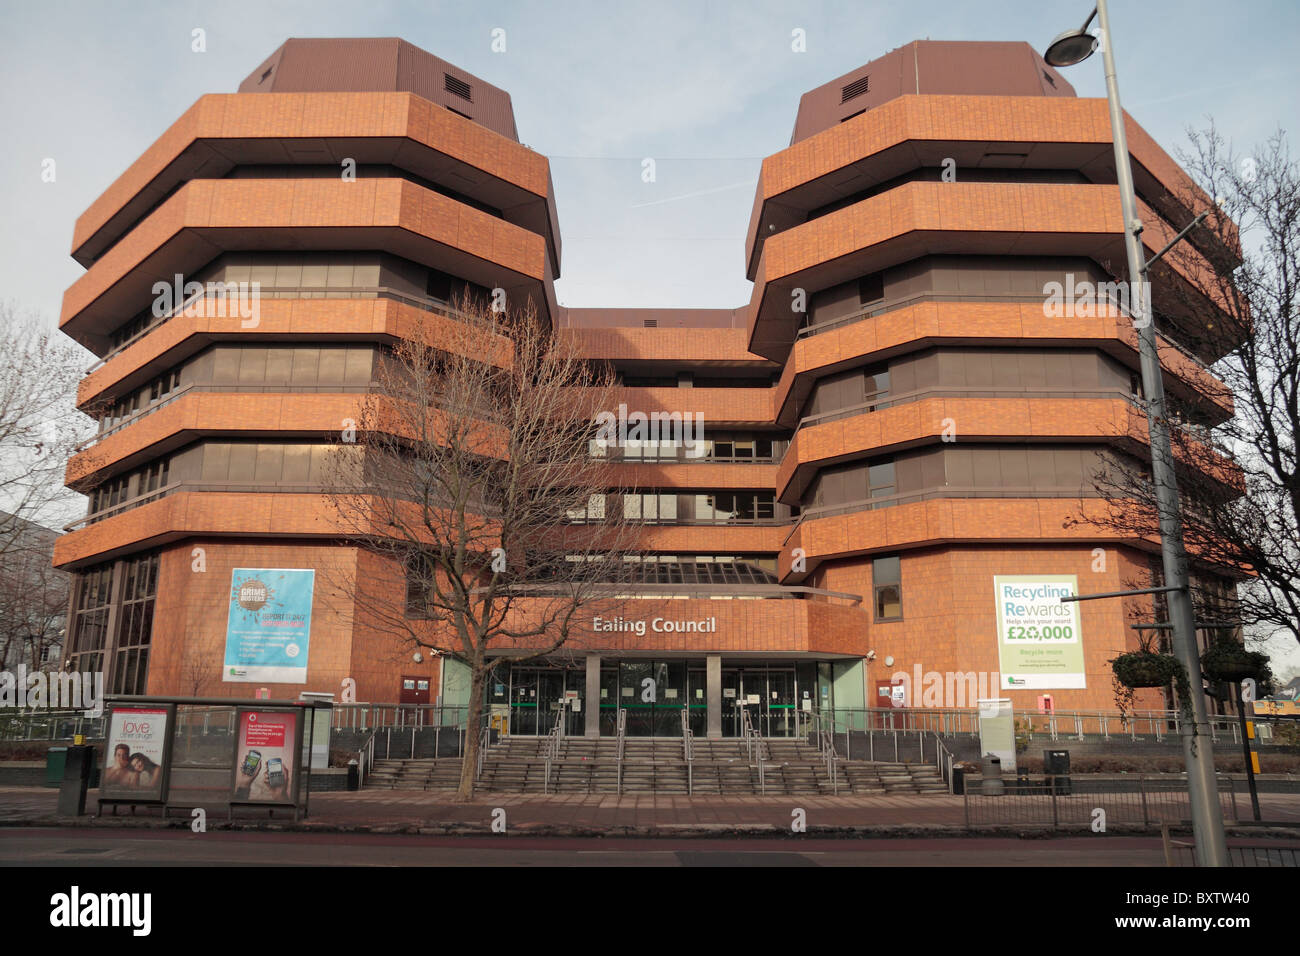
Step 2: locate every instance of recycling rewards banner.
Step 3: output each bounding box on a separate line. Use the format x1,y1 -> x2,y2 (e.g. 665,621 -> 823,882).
994,575 -> 1086,690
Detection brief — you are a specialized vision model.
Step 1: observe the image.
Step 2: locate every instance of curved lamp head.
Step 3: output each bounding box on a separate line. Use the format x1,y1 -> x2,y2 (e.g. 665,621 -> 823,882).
1044,28 -> 1098,67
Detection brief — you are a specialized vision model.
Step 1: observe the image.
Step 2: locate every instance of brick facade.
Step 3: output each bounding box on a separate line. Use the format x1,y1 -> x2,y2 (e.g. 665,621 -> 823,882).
55,38 -> 1239,716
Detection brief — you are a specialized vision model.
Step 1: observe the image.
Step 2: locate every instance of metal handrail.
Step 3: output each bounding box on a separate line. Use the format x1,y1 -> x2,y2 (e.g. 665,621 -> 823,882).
740,706 -> 766,792
78,379 -> 378,452
792,289 -> 1215,375
543,702 -> 566,793
800,709 -> 839,794
680,707 -> 695,795
615,708 -> 627,794
474,710 -> 493,782
740,706 -> 756,760
353,729 -> 377,789
822,728 -> 838,794
801,706 -> 1254,742
931,732 -> 957,794
790,384 -> 1138,437
87,284 -> 496,375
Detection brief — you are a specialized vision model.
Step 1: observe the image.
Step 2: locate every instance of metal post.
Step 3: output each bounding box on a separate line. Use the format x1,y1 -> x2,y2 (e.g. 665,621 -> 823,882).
1095,0 -> 1228,867
1233,682 -> 1262,822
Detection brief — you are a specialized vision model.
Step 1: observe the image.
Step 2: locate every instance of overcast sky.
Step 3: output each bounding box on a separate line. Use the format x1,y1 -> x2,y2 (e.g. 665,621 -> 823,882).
2,0 -> 1297,675
2,0 -> 1296,320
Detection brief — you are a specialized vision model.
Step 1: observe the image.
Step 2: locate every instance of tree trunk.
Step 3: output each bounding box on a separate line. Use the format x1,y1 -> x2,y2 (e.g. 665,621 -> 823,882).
455,665 -> 487,802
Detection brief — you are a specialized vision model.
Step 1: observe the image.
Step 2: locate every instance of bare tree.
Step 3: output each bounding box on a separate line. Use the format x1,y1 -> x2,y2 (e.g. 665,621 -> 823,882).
324,296 -> 640,799
0,514 -> 68,673
179,652 -> 217,697
0,304 -> 93,558
1085,126 -> 1299,648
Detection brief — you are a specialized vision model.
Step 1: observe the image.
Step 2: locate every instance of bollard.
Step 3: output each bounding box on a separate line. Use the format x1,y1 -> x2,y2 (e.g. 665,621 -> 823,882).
347,759 -> 360,791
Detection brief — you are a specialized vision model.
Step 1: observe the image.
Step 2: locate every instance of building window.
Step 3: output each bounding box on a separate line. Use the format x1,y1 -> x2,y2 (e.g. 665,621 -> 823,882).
67,551 -> 160,693
111,554 -> 159,695
858,273 -> 884,306
873,556 -> 902,621
67,564 -> 114,676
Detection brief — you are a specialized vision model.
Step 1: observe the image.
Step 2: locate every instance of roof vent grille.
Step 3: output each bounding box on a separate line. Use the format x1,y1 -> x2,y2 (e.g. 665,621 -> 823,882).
444,74 -> 472,101
841,75 -> 870,103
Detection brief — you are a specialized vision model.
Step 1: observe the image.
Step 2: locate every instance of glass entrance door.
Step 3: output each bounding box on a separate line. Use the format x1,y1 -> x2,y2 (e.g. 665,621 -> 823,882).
721,666 -> 800,738
765,668 -> 796,738
506,666 -> 584,736
509,668 -> 541,736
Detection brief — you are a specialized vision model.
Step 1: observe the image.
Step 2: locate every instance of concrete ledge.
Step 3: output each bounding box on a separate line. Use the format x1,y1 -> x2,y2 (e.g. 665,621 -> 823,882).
2,814 -> 1297,841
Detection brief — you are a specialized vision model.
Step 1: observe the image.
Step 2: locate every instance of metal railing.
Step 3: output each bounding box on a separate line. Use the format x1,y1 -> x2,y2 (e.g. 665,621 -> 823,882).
88,284 -> 495,375
792,290 -> 1214,376
740,707 -> 758,760
353,730 -> 376,789
331,704 -> 469,732
933,733 -> 957,794
801,710 -> 839,794
615,708 -> 627,794
811,706 -> 1263,744
543,704 -> 565,793
1162,824 -> 1300,867
681,707 -> 695,795
475,714 -> 491,782
963,773 -> 1239,829
0,709 -> 106,742
740,708 -> 767,792
790,384 -> 1138,438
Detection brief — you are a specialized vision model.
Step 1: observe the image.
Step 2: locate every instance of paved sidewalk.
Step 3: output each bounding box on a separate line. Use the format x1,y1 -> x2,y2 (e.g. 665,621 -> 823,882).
2,786 -> 1299,837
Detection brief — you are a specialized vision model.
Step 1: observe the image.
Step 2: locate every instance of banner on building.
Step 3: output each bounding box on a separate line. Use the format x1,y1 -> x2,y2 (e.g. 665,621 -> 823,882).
223,569 -> 315,683
101,705 -> 174,803
994,575 -> 1086,690
977,698 -> 1016,772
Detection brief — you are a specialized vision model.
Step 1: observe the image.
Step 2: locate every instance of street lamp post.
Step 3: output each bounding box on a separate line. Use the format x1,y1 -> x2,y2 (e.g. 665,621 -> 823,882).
1045,0 -> 1229,867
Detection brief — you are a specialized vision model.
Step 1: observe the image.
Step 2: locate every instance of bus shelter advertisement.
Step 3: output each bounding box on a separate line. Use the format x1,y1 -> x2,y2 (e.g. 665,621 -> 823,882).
231,710 -> 299,805
994,575 -> 1086,689
102,706 -> 171,802
223,568 -> 315,683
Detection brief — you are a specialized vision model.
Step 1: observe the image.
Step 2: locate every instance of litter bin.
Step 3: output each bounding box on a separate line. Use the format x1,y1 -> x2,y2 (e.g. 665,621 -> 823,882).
980,754 -> 1004,795
1044,749 -> 1071,795
45,747 -> 68,788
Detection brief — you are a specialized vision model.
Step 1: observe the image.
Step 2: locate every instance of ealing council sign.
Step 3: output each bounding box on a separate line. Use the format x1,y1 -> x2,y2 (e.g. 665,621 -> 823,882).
994,575 -> 1085,690
224,569 -> 315,683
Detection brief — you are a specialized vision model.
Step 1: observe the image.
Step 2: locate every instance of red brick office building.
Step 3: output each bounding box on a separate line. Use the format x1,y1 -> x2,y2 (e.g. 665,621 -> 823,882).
54,38 -> 1238,735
